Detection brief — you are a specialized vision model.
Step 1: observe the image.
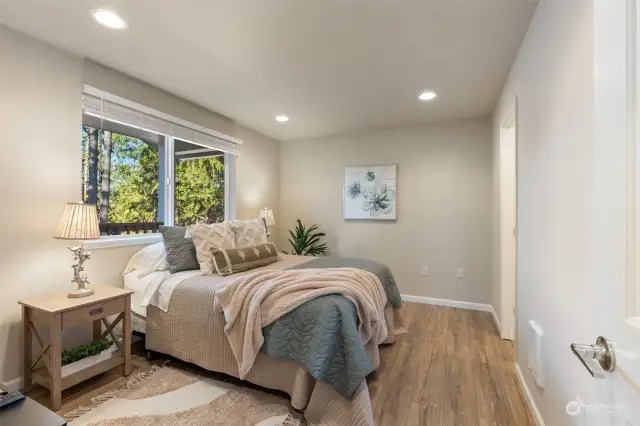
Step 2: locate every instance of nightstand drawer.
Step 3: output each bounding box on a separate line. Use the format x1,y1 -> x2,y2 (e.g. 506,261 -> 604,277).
61,298 -> 125,328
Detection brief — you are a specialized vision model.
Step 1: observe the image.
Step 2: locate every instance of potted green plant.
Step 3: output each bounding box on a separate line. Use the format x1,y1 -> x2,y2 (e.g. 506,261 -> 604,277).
61,338 -> 116,377
284,219 -> 328,256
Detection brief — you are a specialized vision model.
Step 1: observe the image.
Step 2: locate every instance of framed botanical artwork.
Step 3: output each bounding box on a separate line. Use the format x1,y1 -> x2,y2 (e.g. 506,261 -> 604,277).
343,165 -> 397,220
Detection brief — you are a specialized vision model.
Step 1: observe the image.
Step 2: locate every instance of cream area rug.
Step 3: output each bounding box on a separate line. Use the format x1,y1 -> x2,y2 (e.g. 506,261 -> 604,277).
64,364 -> 304,426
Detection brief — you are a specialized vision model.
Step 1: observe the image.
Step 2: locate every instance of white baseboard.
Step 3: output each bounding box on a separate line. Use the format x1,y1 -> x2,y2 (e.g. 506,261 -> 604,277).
400,294 -> 493,312
1,376 -> 23,392
490,305 -> 502,335
515,362 -> 545,426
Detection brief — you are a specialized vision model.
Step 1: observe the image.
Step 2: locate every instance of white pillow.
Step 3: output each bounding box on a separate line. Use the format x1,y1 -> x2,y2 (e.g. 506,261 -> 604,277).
231,218 -> 268,248
123,242 -> 170,278
188,222 -> 236,275
184,221 -> 206,239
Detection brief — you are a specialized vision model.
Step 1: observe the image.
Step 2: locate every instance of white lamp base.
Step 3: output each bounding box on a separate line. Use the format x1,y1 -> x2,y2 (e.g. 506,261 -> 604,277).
68,287 -> 95,298
67,241 -> 95,298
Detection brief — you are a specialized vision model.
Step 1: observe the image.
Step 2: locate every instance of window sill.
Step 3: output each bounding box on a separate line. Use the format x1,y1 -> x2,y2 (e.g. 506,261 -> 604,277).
628,317 -> 640,332
84,234 -> 162,250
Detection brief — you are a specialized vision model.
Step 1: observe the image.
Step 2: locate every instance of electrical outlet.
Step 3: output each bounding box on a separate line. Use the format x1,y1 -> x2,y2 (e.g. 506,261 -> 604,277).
457,268 -> 465,278
421,266 -> 430,276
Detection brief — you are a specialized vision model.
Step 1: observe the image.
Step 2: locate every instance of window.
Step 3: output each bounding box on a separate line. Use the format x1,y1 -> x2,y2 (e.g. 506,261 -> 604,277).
81,118 -> 163,235
80,87 -> 240,242
174,139 -> 225,226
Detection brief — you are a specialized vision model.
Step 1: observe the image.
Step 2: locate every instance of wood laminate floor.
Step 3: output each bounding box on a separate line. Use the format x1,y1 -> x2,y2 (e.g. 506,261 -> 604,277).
27,302 -> 535,426
368,303 -> 536,426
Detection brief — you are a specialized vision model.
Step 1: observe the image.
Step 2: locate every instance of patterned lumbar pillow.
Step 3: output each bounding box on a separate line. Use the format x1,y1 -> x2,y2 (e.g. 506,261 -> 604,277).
211,242 -> 278,276
230,218 -> 268,248
159,226 -> 200,274
188,222 -> 236,275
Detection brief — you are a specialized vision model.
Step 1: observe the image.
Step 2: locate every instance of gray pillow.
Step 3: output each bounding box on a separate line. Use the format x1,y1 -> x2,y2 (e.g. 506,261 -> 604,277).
159,225 -> 200,273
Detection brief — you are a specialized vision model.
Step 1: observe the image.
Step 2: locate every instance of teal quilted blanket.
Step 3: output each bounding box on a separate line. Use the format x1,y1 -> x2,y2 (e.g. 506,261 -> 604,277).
260,257 -> 400,400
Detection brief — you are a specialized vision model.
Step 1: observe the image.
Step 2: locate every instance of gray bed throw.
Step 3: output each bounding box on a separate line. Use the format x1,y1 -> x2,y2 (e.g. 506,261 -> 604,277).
290,257 -> 402,308
260,257 -> 401,400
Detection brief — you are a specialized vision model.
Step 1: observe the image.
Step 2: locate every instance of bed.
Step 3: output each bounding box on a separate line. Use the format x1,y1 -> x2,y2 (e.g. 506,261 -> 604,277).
124,252 -> 404,425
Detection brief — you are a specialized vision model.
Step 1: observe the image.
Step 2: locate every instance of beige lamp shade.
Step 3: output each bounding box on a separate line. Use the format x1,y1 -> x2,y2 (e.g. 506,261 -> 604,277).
54,202 -> 100,240
260,207 -> 275,227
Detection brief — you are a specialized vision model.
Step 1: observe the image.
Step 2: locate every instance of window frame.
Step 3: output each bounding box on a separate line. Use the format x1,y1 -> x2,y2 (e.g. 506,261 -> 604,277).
626,2 -> 640,322
83,88 -> 240,249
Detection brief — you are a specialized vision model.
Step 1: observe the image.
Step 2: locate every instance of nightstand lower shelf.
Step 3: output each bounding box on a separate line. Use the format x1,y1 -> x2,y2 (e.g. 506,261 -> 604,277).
32,355 -> 124,392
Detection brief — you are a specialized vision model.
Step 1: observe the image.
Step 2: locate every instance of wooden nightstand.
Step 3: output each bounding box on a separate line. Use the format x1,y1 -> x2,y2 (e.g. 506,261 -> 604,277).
18,285 -> 133,411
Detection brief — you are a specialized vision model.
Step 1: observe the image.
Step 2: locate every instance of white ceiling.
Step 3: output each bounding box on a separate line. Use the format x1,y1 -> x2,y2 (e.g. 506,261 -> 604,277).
0,0 -> 537,141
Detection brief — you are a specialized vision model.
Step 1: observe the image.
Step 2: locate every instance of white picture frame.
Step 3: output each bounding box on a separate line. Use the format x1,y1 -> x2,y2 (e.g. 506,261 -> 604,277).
343,165 -> 397,220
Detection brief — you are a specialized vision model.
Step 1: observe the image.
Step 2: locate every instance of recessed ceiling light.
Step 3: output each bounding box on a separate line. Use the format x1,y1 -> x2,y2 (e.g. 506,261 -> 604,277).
92,9 -> 127,29
275,115 -> 289,122
418,91 -> 437,101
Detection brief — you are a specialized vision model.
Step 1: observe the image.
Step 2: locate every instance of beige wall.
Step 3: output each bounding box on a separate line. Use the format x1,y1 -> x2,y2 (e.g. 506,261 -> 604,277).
234,124 -> 281,220
277,118 -> 493,302
0,25 -> 87,385
493,0 -> 595,423
0,26 -> 281,385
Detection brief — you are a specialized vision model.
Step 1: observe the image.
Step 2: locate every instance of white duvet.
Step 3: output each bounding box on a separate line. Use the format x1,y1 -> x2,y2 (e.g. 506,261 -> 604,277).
124,269 -> 204,316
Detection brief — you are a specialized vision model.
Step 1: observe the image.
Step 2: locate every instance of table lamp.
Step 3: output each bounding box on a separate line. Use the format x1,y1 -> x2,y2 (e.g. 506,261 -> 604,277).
259,207 -> 275,236
54,202 -> 100,298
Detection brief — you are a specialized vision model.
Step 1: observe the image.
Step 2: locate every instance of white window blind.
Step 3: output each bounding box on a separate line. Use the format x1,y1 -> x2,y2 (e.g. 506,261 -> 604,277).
81,91 -> 242,155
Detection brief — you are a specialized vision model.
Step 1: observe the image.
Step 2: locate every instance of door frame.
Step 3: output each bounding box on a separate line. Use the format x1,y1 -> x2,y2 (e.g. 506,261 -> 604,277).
499,98 -> 518,341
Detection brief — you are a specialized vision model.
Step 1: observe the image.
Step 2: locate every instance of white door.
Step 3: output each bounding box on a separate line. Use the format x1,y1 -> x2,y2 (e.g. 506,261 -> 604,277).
573,1 -> 640,425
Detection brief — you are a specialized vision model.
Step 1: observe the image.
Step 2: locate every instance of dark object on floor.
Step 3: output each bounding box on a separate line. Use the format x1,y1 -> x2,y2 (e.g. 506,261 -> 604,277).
0,395 -> 66,426
131,331 -> 146,353
131,331 -> 154,360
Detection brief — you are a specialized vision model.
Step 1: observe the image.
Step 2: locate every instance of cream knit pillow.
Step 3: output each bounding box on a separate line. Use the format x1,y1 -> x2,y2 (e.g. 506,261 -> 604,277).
188,222 -> 236,275
231,218 -> 268,248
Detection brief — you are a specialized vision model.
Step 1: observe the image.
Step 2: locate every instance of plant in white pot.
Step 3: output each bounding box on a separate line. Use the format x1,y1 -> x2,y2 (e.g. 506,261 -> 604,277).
61,338 -> 118,377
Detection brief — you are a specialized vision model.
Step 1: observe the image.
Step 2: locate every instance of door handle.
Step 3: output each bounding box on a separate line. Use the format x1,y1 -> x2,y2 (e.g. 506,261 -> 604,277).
570,336 -> 616,379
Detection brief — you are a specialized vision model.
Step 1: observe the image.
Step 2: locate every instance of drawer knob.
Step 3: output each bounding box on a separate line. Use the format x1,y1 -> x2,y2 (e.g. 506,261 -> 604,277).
89,307 -> 103,316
